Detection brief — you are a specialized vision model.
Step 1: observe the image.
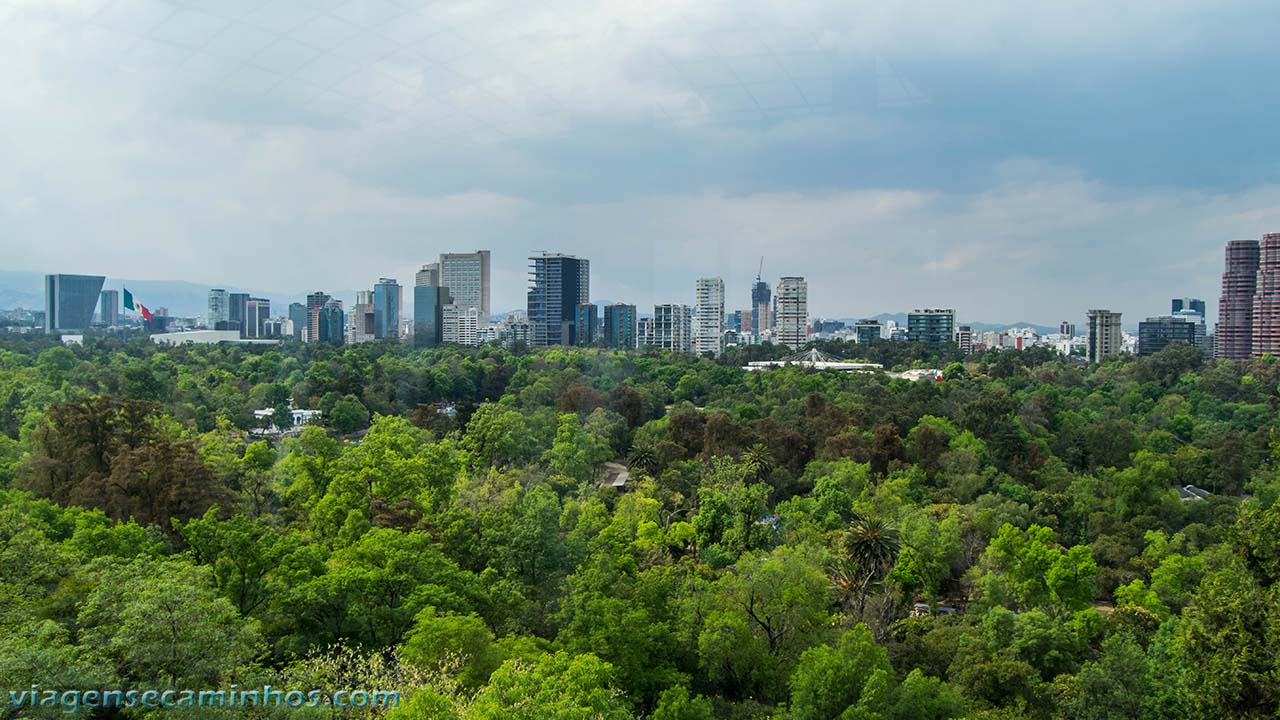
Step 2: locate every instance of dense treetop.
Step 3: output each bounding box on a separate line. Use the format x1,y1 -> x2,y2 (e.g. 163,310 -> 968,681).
1,333 -> 1278,719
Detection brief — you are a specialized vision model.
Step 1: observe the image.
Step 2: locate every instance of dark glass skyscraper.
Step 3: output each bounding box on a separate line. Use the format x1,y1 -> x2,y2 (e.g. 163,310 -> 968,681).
1217,239 -> 1260,359
751,276 -> 771,335
527,253 -> 589,346
414,285 -> 451,349
44,274 -> 105,332
575,303 -> 599,345
373,278 -> 402,341
288,302 -> 307,341
228,292 -> 250,337
318,300 -> 344,344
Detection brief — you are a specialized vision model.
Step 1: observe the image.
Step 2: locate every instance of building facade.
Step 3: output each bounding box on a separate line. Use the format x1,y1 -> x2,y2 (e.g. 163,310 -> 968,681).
207,289 -> 229,328
694,277 -> 725,356
855,320 -> 882,344
228,293 -> 250,337
1138,315 -> 1206,356
775,277 -> 808,349
415,263 -> 440,289
1059,321 -> 1076,337
528,253 -> 590,346
1252,233 -> 1280,355
908,308 -> 955,344
603,303 -> 637,349
1086,309 -> 1123,362
414,285 -> 451,349
443,304 -> 481,346
318,300 -> 344,344
288,302 -> 307,341
349,290 -> 376,344
575,303 -> 599,345
306,292 -> 331,343
439,251 -> 491,320
1217,239 -> 1261,359
373,278 -> 402,340
1172,298 -> 1206,322
651,304 -> 692,353
245,298 -> 270,338
751,277 -> 772,336
44,274 -> 106,333
99,289 -> 119,327
955,325 -> 975,355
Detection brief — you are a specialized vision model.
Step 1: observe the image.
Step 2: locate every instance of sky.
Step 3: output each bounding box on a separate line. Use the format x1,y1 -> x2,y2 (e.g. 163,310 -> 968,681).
3,0 -> 1280,323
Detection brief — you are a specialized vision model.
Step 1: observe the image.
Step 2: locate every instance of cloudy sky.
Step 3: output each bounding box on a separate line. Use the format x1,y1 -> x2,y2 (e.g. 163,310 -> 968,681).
3,0 -> 1280,322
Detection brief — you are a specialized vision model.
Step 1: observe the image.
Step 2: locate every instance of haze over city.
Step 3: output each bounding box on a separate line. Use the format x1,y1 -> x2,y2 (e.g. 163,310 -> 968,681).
5,0 -> 1280,321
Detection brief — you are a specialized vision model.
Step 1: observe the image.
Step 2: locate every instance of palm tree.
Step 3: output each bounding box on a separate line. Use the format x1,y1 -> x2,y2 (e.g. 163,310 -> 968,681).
627,443 -> 660,477
742,442 -> 775,481
834,516 -> 901,617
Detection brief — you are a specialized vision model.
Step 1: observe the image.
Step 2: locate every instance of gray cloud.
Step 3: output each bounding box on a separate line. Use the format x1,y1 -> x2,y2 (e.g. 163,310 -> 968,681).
3,0 -> 1280,324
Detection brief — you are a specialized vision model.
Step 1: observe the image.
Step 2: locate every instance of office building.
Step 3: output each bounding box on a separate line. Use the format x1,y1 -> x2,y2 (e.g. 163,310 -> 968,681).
694,277 -> 725,356
317,300 -> 344,344
207,289 -> 229,328
775,277 -> 808,349
603,303 -> 638,349
244,298 -> 270,338
373,278 -> 402,340
1059,321 -> 1076,338
528,253 -> 590,346
575,303 -> 599,345
287,303 -> 307,341
415,263 -> 440,288
1217,239 -> 1261,359
751,275 -> 772,335
1172,298 -> 1206,323
349,290 -> 376,344
1086,309 -> 1123,362
439,251 -> 491,320
1253,233 -> 1280,355
651,304 -> 692,353
306,292 -> 332,343
955,325 -> 976,355
44,274 -> 106,333
99,289 -> 119,327
442,304 -> 482,346
907,308 -> 956,344
414,285 -> 451,349
1139,315 -> 1206,356
854,319 -> 882,344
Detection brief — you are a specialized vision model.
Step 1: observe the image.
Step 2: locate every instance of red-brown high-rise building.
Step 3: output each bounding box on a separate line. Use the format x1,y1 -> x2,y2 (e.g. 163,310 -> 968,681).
1252,233 -> 1280,356
1216,239 -> 1260,359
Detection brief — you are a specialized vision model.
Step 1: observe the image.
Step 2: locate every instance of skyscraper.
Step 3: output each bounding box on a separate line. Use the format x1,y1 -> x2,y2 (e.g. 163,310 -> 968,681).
775,277 -> 808,349
318,299 -> 344,344
245,298 -> 270,338
414,285 -> 451,349
652,304 -> 692,353
207,289 -> 229,328
1059,321 -> 1076,337
439,250 -> 491,320
1253,233 -> 1280,356
751,274 -> 772,336
603,303 -> 637,349
694,277 -> 725,356
288,302 -> 307,341
350,290 -> 376,344
373,278 -> 402,340
306,291 -> 331,344
443,304 -> 482,346
415,263 -> 440,288
1086,309 -> 1123,363
907,309 -> 956,344
528,253 -> 590,346
228,293 -> 250,337
1217,239 -> 1260,359
99,289 -> 119,327
575,303 -> 599,345
44,274 -> 106,333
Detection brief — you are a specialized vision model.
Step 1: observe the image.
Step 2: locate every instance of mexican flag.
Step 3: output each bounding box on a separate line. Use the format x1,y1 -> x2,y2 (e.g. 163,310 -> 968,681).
123,288 -> 153,321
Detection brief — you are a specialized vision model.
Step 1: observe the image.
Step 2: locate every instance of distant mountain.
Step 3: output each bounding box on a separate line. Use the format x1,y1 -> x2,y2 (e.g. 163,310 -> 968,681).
835,313 -> 1061,336
0,271 -> 360,317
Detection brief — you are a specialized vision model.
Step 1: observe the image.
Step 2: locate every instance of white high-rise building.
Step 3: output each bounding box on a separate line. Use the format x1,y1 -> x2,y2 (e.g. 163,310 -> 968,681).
651,304 -> 692,353
1087,309 -> 1123,363
207,289 -> 229,327
775,277 -> 808,349
694,277 -> 725,356
443,305 -> 482,346
439,250 -> 490,320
